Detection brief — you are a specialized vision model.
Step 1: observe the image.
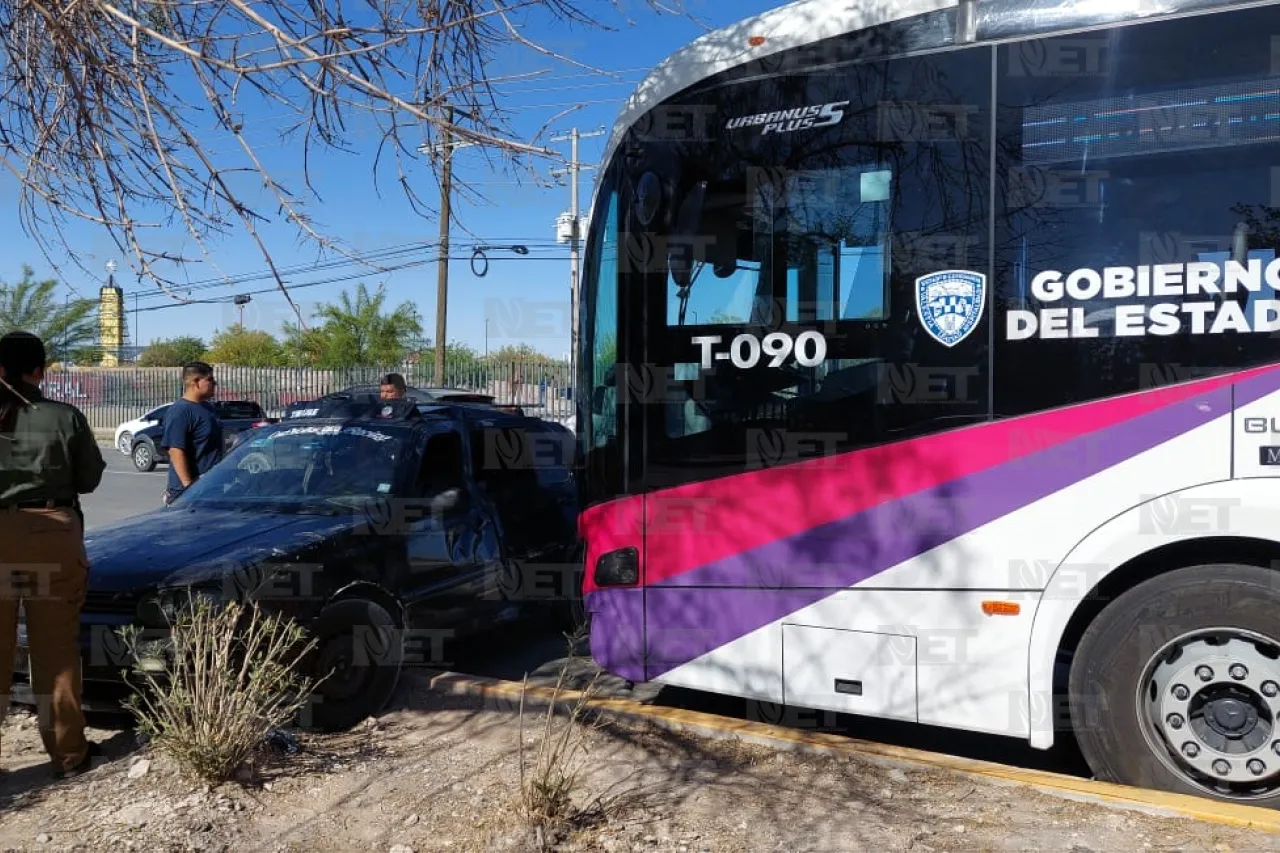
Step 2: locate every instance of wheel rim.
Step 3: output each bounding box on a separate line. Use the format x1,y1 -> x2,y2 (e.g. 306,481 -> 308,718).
119,432 -> 132,453
135,446 -> 150,467
315,638 -> 367,701
1137,627 -> 1280,799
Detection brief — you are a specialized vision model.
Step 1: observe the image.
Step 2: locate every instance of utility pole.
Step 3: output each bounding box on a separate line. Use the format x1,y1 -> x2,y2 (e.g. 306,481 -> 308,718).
550,126 -> 604,386
434,105 -> 454,387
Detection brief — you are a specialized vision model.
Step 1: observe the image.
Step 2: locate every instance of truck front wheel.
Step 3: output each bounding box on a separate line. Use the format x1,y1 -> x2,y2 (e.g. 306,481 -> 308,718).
1069,563 -> 1280,807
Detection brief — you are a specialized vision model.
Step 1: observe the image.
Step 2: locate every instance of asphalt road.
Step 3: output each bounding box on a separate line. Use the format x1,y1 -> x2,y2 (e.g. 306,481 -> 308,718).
80,442 -> 1090,780
83,442 -> 169,530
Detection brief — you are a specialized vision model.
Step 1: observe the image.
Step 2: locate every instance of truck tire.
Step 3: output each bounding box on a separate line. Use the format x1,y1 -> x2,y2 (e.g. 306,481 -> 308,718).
1069,563 -> 1280,807
303,598 -> 403,732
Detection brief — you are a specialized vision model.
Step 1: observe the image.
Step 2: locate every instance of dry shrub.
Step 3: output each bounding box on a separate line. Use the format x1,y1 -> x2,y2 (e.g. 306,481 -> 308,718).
119,593 -> 321,783
518,627 -> 608,848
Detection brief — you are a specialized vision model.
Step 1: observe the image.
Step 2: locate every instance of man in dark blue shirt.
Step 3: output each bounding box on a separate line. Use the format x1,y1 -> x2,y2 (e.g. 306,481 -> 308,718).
161,361 -> 223,505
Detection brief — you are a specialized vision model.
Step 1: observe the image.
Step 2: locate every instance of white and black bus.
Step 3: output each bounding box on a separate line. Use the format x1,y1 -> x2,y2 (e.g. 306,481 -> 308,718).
576,0 -> 1280,805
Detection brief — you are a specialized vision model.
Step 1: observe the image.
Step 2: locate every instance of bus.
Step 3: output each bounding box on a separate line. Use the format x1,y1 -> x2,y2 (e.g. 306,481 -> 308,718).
573,0 -> 1280,806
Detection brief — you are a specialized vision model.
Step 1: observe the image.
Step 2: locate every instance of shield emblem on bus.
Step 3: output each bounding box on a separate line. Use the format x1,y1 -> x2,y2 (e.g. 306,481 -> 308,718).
915,269 -> 987,348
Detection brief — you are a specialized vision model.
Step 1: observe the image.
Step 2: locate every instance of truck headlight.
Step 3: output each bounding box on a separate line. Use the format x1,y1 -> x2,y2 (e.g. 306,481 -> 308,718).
139,585 -> 224,628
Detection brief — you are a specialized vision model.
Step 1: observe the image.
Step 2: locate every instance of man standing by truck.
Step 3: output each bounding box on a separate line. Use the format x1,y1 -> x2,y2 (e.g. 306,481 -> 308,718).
162,362 -> 223,505
379,373 -> 407,400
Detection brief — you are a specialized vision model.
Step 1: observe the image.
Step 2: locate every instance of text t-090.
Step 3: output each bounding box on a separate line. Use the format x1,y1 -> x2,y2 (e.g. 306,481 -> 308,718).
691,331 -> 827,370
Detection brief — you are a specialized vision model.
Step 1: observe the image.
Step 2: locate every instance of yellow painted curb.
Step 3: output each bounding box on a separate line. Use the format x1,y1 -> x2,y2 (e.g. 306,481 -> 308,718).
426,669 -> 1280,834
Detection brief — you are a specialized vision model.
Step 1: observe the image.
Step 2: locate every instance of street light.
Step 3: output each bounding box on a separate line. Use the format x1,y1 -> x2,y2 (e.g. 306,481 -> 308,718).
469,244 -> 530,278
233,293 -> 252,327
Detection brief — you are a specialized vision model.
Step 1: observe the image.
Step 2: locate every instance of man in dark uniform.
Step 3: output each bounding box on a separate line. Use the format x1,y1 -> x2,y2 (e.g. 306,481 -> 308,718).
379,373 -> 407,400
0,331 -> 106,778
162,361 -> 223,505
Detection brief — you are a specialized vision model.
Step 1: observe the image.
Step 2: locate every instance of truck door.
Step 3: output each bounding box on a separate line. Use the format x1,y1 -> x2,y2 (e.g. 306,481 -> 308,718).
404,428 -> 503,630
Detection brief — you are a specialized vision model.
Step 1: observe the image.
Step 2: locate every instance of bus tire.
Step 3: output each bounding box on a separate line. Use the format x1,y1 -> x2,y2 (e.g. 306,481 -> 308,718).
1069,563 -> 1280,807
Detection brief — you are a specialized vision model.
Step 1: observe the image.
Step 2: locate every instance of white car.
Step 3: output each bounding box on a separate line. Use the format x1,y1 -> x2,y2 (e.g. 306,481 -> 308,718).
113,404 -> 170,455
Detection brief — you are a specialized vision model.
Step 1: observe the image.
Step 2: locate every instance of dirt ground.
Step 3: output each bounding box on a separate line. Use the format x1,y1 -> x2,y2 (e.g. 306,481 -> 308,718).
1,674 -> 1278,853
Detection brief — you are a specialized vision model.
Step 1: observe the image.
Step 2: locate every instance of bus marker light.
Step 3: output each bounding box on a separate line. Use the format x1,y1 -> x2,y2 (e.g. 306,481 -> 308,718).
595,547 -> 640,587
748,36 -> 766,47
981,601 -> 1020,616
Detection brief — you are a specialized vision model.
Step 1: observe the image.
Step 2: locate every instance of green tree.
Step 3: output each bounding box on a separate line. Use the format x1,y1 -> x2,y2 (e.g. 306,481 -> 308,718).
68,345 -> 103,366
282,284 -> 422,368
489,342 -> 553,364
443,341 -> 482,378
206,325 -> 287,367
139,336 -> 208,367
0,266 -> 98,363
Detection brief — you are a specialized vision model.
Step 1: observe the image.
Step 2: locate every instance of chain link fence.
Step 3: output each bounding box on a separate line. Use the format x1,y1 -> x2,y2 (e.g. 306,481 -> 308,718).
39,360 -> 575,435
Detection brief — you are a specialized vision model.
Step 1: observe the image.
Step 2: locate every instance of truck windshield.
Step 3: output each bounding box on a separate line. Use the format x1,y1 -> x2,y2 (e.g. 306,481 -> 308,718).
176,423 -> 407,509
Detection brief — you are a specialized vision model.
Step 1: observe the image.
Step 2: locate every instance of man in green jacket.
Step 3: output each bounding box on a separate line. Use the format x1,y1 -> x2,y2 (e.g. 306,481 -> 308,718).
0,331 -> 105,778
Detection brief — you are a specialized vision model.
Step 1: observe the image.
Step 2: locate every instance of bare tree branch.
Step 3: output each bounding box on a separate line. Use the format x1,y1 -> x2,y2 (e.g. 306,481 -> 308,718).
0,0 -> 692,320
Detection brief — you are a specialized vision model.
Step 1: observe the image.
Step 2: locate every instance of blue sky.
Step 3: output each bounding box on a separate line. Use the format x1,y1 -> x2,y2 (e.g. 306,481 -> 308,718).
0,1 -> 783,358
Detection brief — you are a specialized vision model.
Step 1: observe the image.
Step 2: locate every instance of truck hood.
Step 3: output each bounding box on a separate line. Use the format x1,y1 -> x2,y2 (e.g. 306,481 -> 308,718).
84,507 -> 366,592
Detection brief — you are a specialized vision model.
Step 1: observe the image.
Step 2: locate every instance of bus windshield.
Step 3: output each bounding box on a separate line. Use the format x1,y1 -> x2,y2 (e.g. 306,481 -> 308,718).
582,47 -> 992,488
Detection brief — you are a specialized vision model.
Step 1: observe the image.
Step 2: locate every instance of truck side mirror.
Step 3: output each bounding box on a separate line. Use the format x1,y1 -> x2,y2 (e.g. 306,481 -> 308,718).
430,487 -> 463,515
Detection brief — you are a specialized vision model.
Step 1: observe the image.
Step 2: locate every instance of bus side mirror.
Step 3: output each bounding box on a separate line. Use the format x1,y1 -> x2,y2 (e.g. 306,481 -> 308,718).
668,180 -> 707,289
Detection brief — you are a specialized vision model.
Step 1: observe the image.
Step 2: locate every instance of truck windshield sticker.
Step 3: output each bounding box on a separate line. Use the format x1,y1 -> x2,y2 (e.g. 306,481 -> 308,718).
267,425 -> 394,442
1009,258 -> 1280,339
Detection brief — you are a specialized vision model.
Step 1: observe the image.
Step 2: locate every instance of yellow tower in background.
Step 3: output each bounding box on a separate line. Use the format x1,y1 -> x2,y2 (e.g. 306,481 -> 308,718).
98,278 -> 124,367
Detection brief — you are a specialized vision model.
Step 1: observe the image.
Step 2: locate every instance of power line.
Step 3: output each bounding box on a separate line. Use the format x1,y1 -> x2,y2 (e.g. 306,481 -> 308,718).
128,254 -> 571,315
126,237 -> 572,304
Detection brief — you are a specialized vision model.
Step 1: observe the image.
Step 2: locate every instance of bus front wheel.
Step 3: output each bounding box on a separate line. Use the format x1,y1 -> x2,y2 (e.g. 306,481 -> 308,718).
1070,563 -> 1280,807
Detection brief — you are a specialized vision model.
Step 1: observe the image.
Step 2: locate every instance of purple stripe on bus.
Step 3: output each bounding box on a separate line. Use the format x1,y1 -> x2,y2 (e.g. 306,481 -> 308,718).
635,388 -> 1231,679
586,587 -> 646,683
1233,366 -> 1280,409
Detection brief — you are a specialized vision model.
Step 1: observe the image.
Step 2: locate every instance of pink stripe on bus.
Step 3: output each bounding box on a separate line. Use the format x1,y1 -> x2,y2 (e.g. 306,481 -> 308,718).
580,362 -> 1280,594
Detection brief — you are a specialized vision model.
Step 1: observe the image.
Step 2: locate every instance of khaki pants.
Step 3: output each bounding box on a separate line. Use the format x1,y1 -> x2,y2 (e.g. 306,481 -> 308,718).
0,507 -> 90,772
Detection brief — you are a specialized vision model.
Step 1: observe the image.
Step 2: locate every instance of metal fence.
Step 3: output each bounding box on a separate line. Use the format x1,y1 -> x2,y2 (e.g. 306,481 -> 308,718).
40,360 -> 576,434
